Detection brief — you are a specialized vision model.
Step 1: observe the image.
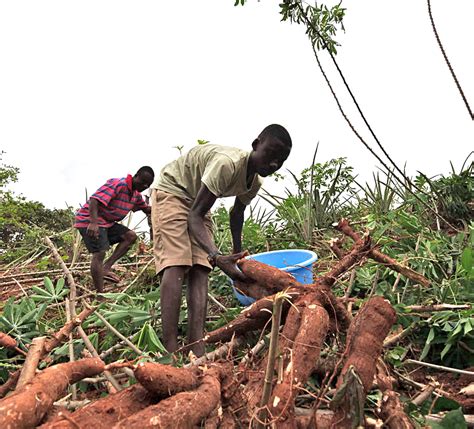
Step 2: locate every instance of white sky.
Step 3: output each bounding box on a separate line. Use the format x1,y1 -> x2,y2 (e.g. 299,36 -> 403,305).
1,1 -> 473,222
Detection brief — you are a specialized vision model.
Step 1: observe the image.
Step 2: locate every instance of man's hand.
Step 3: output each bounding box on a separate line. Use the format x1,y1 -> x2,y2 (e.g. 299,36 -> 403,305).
215,251 -> 249,282
87,222 -> 100,239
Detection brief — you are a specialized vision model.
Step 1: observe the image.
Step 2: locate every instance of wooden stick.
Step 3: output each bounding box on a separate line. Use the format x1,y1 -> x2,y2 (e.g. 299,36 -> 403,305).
12,278 -> 29,298
404,359 -> 474,376
0,259 -> 151,282
76,326 -> 121,393
394,370 -> 452,398
257,293 -> 284,429
406,304 -> 471,312
53,399 -> 91,410
384,325 -> 414,348
208,292 -> 227,311
42,237 -> 122,390
241,335 -> 268,365
184,336 -> 244,368
120,258 -> 154,293
99,340 -> 128,360
0,278 -> 46,287
16,336 -> 46,390
411,383 -> 437,406
0,371 -> 20,398
81,372 -> 130,384
344,269 -> 357,300
83,301 -> 143,356
65,298 -> 78,400
43,236 -> 77,317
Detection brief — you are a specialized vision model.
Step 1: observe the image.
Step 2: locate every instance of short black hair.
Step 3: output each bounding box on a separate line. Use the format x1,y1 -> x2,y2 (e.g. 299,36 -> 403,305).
259,124 -> 292,148
136,166 -> 155,178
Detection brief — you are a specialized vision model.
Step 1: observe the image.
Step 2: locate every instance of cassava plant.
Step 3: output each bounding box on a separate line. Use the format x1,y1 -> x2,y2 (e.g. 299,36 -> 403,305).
261,154 -> 357,247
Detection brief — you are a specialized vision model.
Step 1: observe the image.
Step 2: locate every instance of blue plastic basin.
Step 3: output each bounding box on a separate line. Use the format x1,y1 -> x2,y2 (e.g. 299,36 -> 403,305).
232,249 -> 318,306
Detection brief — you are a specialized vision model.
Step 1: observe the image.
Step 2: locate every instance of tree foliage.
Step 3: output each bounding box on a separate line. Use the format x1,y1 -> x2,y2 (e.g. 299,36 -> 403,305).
0,153 -> 73,258
234,0 -> 346,54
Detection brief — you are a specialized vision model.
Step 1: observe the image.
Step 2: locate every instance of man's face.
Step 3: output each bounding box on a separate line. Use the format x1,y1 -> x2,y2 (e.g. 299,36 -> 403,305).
252,137 -> 291,177
134,173 -> 153,192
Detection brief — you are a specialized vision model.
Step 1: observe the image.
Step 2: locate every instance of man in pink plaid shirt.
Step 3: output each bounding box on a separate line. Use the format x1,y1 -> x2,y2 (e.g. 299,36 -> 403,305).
75,166 -> 154,293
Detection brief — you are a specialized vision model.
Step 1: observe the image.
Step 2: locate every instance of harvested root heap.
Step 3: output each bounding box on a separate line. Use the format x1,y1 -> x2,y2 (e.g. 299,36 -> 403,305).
0,357 -> 105,429
0,221 -> 436,428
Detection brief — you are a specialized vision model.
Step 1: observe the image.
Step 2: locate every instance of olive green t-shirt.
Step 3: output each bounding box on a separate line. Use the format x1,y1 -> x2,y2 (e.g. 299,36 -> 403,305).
152,144 -> 263,205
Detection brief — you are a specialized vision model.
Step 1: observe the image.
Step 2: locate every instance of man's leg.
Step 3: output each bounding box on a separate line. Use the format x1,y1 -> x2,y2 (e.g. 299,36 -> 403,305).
160,265 -> 186,354
91,250 -> 106,293
103,230 -> 137,275
186,265 -> 210,357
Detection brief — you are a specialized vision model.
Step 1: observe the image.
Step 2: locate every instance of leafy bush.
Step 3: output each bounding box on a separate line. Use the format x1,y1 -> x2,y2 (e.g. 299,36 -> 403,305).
427,159 -> 473,226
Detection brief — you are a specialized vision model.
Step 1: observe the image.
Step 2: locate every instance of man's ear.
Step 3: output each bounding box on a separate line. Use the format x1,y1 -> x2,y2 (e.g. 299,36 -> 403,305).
251,138 -> 260,151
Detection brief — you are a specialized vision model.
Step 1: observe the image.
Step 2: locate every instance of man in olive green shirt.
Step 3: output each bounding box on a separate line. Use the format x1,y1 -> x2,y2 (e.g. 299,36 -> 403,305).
151,124 -> 292,356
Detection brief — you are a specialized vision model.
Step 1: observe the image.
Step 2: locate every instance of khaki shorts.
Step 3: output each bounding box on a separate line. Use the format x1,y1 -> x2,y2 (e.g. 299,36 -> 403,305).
151,189 -> 213,274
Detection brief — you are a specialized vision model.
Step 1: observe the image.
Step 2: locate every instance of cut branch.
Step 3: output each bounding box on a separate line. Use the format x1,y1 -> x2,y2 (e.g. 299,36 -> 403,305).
43,307 -> 95,354
16,336 -> 46,390
337,219 -> 430,287
77,326 -> 121,393
406,304 -> 471,312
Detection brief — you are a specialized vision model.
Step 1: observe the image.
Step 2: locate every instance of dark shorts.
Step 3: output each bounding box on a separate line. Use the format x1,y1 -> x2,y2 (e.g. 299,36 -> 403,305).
78,223 -> 131,253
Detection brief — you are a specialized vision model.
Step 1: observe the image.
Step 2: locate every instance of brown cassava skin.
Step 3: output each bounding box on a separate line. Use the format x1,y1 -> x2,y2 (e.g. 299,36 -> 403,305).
339,296 -> 396,391
134,362 -> 200,396
206,237 -> 371,346
205,277 -> 349,347
204,294 -> 292,344
39,384 -> 157,429
0,357 -> 105,429
332,296 -> 397,428
113,369 -> 222,429
219,364 -> 251,427
295,410 -> 335,429
236,259 -> 303,293
268,301 -> 330,427
0,332 -> 17,349
232,280 -> 273,301
237,236 -> 371,296
219,411 -> 238,429
304,285 -> 351,332
243,294 -> 331,423
376,362 -> 414,428
379,390 -> 415,429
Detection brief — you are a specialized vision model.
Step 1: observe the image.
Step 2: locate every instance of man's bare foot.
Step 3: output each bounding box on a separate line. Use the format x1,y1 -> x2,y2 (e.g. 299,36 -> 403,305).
103,271 -> 120,283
